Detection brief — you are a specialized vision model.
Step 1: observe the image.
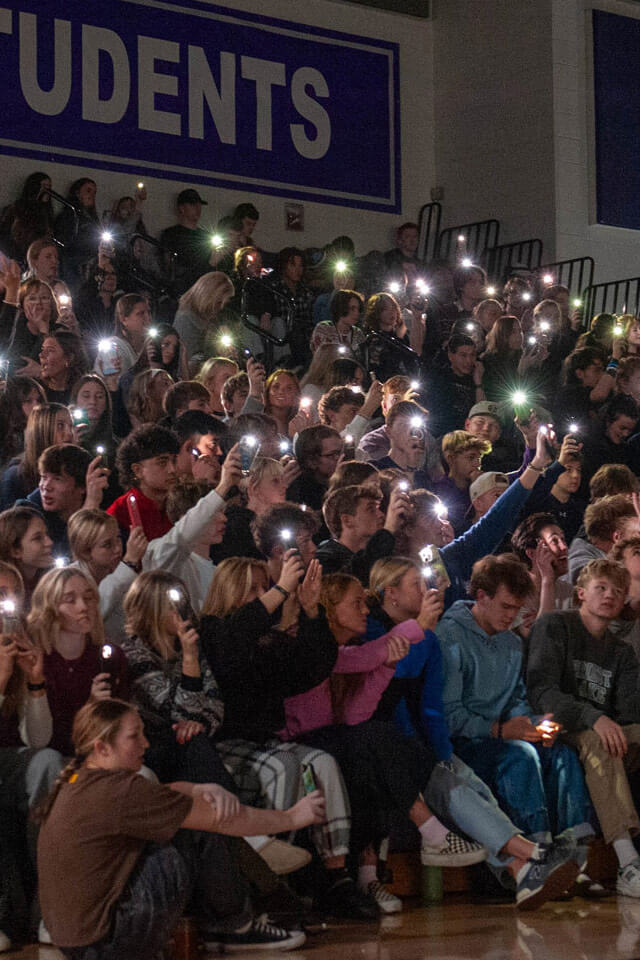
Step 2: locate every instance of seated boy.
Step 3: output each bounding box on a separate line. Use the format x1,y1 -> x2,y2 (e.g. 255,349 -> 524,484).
528,557 -> 640,897
438,555 -> 595,885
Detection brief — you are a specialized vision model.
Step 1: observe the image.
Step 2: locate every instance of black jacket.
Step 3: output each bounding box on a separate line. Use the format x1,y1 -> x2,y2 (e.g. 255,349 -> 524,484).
200,598 -> 337,742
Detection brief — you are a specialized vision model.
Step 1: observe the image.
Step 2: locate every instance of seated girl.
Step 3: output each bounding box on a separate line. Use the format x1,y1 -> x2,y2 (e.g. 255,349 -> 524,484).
0,560 -> 63,950
0,506 -> 54,606
0,402 -> 73,511
200,554 -> 380,918
27,566 -> 128,755
37,698 -> 325,958
280,573 -> 487,907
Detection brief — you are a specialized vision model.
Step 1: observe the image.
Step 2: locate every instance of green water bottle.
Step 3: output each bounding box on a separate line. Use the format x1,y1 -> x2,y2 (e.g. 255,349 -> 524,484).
421,864 -> 443,904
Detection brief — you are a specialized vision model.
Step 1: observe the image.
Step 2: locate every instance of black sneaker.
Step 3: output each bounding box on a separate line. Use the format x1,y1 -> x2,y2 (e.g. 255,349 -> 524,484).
516,845 -> 579,911
319,876 -> 378,921
208,914 -> 306,952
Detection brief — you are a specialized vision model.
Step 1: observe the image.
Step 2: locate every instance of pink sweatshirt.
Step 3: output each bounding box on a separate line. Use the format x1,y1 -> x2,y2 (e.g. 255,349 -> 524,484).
279,619 -> 424,740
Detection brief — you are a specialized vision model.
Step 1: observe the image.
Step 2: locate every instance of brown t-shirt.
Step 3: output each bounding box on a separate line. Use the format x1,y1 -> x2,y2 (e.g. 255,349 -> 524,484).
38,768 -> 192,948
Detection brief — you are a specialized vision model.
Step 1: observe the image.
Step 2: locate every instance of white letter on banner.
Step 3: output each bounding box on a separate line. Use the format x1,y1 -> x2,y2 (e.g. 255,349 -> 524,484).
241,56 -> 285,151
19,13 -> 71,116
188,47 -> 236,143
82,25 -> 130,124
138,36 -> 181,135
290,67 -> 331,160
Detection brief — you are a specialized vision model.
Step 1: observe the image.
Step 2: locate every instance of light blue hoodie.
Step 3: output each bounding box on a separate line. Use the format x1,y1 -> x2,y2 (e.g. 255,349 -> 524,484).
437,600 -> 532,741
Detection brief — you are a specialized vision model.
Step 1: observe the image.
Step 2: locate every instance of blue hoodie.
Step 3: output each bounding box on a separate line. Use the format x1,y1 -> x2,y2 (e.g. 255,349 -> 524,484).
439,461 -> 562,607
437,600 -> 532,742
365,611 -> 453,760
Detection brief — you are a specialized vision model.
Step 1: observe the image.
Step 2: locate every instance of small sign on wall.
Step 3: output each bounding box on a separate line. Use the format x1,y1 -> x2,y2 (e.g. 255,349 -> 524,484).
285,202 -> 304,231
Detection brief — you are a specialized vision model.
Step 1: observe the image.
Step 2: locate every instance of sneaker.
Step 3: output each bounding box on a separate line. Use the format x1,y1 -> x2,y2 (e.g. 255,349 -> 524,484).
516,845 -> 579,911
421,831 -> 487,867
618,858 -> 640,898
38,920 -> 52,944
363,880 -> 402,914
208,914 -> 306,952
319,875 -> 378,920
0,931 -> 10,953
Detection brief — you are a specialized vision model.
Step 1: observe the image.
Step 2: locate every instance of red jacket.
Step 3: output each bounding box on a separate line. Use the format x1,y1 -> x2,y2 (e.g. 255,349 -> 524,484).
107,487 -> 172,541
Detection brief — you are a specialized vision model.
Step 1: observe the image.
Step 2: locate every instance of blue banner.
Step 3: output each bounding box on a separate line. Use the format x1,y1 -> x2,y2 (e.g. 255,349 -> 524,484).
593,9 -> 640,229
0,0 -> 400,211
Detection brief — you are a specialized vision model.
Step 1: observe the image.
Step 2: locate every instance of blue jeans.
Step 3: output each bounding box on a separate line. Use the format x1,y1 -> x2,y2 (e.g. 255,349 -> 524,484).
455,738 -> 595,843
59,833 -> 252,960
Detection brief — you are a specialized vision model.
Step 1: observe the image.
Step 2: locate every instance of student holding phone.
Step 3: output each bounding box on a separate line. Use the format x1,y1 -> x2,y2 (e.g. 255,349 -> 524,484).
27,565 -> 128,756
107,424 -> 180,540
38,698 -> 325,957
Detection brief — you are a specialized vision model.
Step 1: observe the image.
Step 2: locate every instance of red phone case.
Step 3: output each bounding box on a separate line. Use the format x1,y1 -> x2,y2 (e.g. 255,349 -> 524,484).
127,495 -> 143,529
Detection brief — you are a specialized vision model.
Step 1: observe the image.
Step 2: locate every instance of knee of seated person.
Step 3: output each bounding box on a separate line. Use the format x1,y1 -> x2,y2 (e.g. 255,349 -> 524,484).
501,739 -> 541,768
28,747 -> 65,783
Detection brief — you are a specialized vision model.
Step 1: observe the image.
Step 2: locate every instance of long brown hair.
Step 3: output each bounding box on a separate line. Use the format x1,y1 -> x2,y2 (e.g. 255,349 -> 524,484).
319,572 -> 364,721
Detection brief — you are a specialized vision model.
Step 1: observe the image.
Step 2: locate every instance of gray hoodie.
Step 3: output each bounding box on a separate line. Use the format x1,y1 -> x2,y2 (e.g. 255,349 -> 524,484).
568,537 -> 605,584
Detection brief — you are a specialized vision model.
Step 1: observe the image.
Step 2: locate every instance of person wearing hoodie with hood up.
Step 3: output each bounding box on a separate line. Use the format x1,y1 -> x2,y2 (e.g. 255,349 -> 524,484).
568,494 -> 640,584
438,553 -> 595,908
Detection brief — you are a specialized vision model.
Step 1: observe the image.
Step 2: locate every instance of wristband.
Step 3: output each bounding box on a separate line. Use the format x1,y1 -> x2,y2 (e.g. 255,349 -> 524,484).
122,560 -> 139,572
273,584 -> 290,600
528,463 -> 544,473
27,681 -> 46,692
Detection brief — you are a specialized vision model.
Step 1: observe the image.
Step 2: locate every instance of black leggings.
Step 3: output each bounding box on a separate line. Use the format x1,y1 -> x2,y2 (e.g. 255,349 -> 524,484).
298,720 -> 435,852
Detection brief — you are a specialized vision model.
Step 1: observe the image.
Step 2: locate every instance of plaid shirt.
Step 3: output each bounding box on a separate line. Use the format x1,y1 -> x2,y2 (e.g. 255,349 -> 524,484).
270,277 -> 315,328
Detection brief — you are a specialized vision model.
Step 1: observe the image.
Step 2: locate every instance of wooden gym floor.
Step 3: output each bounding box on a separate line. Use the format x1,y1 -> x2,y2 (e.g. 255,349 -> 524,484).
10,895 -> 640,960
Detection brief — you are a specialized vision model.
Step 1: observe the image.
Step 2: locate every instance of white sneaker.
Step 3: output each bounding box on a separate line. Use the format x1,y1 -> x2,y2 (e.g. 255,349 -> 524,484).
618,859 -> 640,898
38,920 -> 52,944
363,880 -> 402,914
421,831 -> 487,867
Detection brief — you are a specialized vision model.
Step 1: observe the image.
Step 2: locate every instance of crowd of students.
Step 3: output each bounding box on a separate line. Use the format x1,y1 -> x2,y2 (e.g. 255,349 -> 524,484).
1,170 -> 640,957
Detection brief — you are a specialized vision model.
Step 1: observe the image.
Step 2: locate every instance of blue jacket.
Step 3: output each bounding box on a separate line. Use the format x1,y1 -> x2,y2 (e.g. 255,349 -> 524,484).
365,610 -> 453,760
440,462 -> 562,607
437,600 -> 532,743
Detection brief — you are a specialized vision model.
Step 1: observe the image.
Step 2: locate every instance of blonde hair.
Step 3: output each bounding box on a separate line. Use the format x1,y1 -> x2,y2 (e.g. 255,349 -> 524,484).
441,430 -> 492,458
124,570 -> 192,661
37,698 -> 137,823
0,561 -> 27,719
196,357 -> 239,389
576,557 -> 630,595
368,556 -> 417,601
300,342 -> 343,390
246,457 -> 284,497
27,566 -> 104,655
127,368 -> 173,426
202,557 -> 268,618
68,509 -> 119,563
178,271 -> 234,323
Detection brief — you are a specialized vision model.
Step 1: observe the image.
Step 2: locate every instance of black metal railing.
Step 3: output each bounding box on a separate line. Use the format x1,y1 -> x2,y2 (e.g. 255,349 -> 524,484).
483,238 -> 543,280
435,219 -> 500,264
583,276 -> 640,320
535,257 -> 595,300
417,201 -> 442,263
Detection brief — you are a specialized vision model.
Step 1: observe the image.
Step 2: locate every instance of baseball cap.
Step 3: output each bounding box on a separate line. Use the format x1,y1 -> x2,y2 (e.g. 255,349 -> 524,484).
177,188 -> 208,206
469,471 -> 510,502
467,401 -> 501,421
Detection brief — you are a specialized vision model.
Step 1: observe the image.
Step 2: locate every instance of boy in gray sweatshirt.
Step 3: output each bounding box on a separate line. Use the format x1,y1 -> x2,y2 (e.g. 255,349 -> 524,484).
528,557 -> 640,898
